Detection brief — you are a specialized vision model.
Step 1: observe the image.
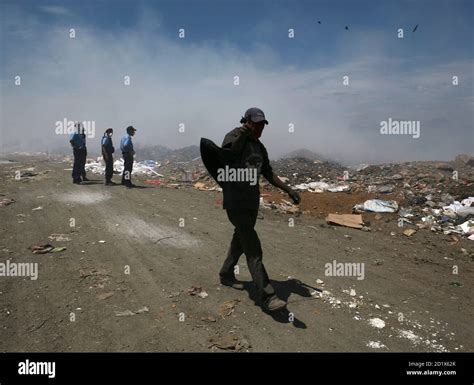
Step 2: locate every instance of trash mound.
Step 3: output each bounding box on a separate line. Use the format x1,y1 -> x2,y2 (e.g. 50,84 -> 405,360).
271,157 -> 345,185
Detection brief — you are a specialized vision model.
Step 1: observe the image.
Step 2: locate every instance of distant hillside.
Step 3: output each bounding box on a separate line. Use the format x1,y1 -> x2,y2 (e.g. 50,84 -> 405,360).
280,148 -> 329,162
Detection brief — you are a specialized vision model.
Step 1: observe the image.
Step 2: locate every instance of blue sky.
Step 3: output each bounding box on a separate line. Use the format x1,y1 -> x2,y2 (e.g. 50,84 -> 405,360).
1,0 -> 473,163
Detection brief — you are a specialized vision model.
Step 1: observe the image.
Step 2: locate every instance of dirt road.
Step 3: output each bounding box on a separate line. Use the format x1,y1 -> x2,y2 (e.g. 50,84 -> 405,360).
1,156 -> 473,352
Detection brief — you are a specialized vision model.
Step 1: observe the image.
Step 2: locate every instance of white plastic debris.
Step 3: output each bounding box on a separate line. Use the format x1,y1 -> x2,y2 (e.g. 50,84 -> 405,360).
293,181 -> 350,193
443,197 -> 474,218
368,318 -> 386,329
354,199 -> 398,213
367,341 -> 386,349
459,220 -> 474,239
85,158 -> 163,177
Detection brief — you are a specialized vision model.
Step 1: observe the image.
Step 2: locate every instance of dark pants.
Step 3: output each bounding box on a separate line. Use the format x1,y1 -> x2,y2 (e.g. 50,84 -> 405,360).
103,155 -> 114,182
72,148 -> 86,182
220,208 -> 275,301
80,149 -> 87,179
121,152 -> 133,185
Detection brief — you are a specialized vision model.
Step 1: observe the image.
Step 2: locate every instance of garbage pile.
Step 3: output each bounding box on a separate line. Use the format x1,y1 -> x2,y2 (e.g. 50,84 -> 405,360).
271,157 -> 345,185
262,155 -> 474,241
397,196 -> 474,240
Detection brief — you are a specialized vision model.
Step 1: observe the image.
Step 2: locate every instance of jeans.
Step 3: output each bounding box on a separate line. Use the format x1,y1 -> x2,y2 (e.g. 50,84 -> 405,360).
220,208 -> 275,301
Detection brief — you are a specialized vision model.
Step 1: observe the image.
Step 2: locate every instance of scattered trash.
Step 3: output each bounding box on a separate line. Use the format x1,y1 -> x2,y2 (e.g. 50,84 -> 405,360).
97,292 -> 114,300
326,214 -> 364,229
218,299 -> 241,317
0,198 -> 15,207
201,316 -> 217,323
208,334 -> 250,351
260,199 -> 301,215
399,208 -> 414,218
294,181 -> 350,193
115,306 -> 149,317
98,240 -> 106,244
85,158 -> 163,177
353,199 -> 398,213
368,318 -> 386,329
29,244 -> 64,254
187,285 -> 208,298
403,229 -> 417,237
458,220 -> 474,239
30,244 -> 54,254
193,181 -> 221,191
32,206 -> 43,211
48,234 -> 70,242
144,180 -> 162,185
367,341 -> 387,349
51,247 -> 67,253
443,198 -> 474,218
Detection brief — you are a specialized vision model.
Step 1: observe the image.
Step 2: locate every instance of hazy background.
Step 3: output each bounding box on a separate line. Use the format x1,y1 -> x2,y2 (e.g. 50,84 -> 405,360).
0,0 -> 473,165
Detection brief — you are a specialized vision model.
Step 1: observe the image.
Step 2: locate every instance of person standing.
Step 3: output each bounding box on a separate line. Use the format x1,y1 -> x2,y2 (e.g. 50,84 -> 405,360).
217,107 -> 301,312
101,128 -> 116,185
120,126 -> 136,188
69,122 -> 87,184
79,125 -> 89,182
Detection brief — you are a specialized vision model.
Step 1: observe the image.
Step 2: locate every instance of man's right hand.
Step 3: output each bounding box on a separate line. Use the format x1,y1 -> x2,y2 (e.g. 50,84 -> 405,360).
288,189 -> 301,205
240,125 -> 252,136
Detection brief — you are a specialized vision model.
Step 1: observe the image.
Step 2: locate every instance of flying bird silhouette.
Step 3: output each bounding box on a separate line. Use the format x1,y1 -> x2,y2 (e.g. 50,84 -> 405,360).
317,21 -> 321,24
345,26 -> 349,30
412,24 -> 419,32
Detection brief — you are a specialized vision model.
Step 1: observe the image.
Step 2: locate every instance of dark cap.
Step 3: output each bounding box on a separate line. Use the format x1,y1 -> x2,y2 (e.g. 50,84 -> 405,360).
244,107 -> 268,125
126,125 -> 136,132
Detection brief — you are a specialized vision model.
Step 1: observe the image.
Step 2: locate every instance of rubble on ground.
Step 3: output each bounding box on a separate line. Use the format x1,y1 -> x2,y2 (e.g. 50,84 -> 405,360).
59,148 -> 474,240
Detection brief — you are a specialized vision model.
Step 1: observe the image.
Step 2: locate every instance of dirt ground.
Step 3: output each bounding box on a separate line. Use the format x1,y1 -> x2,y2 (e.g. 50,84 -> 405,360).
0,155 -> 473,352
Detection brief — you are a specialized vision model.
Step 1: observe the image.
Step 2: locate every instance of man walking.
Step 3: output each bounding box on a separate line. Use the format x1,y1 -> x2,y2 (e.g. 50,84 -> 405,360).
120,125 -> 136,188
101,128 -> 116,185
69,122 -> 87,184
216,107 -> 301,312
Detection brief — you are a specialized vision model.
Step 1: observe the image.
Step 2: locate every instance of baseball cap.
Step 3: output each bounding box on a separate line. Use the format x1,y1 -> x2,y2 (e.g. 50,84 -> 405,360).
244,107 -> 268,125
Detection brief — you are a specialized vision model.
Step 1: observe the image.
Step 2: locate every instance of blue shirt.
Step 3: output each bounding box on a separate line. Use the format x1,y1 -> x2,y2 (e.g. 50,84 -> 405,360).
120,134 -> 134,153
101,135 -> 114,154
69,133 -> 86,150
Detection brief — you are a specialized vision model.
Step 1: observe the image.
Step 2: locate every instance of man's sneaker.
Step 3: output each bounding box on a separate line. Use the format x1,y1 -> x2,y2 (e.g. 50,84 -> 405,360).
263,296 -> 287,311
82,177 -> 90,181
73,180 -> 81,185
105,181 -> 117,186
126,183 -> 136,189
220,276 -> 244,290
